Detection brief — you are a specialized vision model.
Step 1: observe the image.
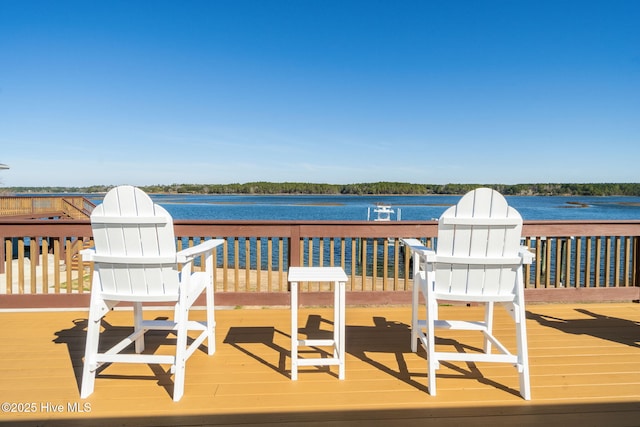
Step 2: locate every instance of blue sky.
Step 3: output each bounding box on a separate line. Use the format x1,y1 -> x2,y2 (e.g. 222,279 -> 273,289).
1,0 -> 638,187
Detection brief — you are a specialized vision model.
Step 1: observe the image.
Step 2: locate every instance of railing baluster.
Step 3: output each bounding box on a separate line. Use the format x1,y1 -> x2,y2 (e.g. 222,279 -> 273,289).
278,238 -> 285,291
614,237 -> 621,288
66,239 -> 73,293
361,238 -> 368,291
42,239 -> 49,294
54,239 -> 61,294
564,238 -> 572,288
372,239 -> 378,291
330,238 -> 336,270
535,237 -> 542,288
233,238 -> 240,292
267,237 -> 273,292
393,238 -> 400,290
585,237 -> 592,287
555,238 -> 561,287
222,239 -> 229,292
605,236 -> 612,287
383,239 -> 389,291
403,241 -> 411,290
350,238 -> 356,286
632,236 -> 635,286
595,237 -> 602,287
245,238 -> 251,291
545,238 -> 552,288
623,236 -> 631,287
78,239 -> 86,294
5,239 -> 12,294
18,239 -> 25,294
30,238 -> 38,294
574,237 -> 582,287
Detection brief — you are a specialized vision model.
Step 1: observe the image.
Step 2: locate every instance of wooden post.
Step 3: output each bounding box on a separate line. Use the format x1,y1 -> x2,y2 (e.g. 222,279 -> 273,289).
634,236 -> 640,287
288,226 -> 300,268
0,236 -> 4,274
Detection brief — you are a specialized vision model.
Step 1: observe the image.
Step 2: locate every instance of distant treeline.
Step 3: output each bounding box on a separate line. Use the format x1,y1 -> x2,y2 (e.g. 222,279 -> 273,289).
4,182 -> 640,196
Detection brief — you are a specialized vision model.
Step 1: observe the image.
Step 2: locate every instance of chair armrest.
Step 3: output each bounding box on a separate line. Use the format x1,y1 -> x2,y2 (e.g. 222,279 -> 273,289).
519,246 -> 535,264
401,238 -> 436,261
81,248 -> 95,261
401,238 -> 429,252
177,238 -> 225,263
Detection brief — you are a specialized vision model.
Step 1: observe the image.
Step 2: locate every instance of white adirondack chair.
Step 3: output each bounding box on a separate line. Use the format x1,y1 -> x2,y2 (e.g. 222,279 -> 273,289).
402,188 -> 534,399
80,185 -> 224,401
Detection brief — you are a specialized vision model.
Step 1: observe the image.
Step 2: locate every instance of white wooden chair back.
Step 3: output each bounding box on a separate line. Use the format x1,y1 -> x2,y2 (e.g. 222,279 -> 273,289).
434,187 -> 523,300
90,185 -> 180,301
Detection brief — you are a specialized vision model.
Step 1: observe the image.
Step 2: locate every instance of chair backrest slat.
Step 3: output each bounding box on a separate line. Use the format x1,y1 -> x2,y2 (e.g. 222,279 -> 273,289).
90,186 -> 180,299
434,188 -> 523,298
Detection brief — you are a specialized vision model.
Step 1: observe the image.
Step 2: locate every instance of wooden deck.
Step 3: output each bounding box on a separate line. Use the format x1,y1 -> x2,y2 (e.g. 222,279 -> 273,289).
1,302 -> 639,426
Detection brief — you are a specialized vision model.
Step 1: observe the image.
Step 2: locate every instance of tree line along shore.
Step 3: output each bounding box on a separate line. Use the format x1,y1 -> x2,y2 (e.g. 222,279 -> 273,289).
4,182 -> 640,196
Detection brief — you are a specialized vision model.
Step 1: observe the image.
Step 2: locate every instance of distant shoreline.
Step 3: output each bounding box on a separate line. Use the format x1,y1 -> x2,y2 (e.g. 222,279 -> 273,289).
3,182 -> 640,197
6,191 -> 640,199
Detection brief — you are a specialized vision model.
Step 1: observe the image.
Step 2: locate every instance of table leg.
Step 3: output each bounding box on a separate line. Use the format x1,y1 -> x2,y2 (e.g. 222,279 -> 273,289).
291,281 -> 298,380
335,280 -> 346,380
341,280 -> 346,379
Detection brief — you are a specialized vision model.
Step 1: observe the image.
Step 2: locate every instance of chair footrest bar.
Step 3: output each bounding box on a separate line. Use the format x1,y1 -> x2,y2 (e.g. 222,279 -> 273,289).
96,353 -> 175,365
434,320 -> 488,331
296,358 -> 341,367
298,339 -> 336,347
141,320 -> 177,330
140,319 -> 208,331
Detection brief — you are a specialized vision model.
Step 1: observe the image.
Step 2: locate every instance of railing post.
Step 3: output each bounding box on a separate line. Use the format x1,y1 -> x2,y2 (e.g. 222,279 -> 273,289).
288,226 -> 301,268
635,236 -> 640,287
0,236 -> 4,274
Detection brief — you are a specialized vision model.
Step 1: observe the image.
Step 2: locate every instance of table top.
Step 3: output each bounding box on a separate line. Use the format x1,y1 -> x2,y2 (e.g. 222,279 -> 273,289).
287,267 -> 348,282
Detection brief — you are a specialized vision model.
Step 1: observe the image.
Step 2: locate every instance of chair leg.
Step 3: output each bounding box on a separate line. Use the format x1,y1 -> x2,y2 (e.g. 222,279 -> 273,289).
80,309 -> 102,399
133,302 -> 145,353
172,306 -> 188,402
515,302 -> 531,400
411,270 -> 420,353
410,253 -> 422,353
411,296 -> 419,353
426,296 -> 438,396
484,301 -> 494,354
205,277 -> 216,355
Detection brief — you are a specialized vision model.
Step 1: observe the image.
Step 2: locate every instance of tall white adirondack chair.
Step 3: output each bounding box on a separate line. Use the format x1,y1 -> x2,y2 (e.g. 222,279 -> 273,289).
402,188 -> 534,399
80,185 -> 224,401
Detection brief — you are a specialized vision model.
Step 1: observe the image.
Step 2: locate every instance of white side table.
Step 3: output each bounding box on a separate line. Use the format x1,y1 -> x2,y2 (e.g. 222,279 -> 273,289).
288,266 -> 348,380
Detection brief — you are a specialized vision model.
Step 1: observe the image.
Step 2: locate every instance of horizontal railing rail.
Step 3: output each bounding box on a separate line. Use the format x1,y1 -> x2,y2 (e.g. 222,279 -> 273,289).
0,219 -> 638,307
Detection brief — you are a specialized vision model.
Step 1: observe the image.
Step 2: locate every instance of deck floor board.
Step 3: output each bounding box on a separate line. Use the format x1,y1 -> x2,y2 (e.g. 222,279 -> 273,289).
0,303 -> 639,426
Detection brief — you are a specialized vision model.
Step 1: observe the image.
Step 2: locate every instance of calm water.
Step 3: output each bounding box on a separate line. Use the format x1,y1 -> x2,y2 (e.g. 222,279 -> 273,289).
79,193 -> 640,276
88,194 -> 640,221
